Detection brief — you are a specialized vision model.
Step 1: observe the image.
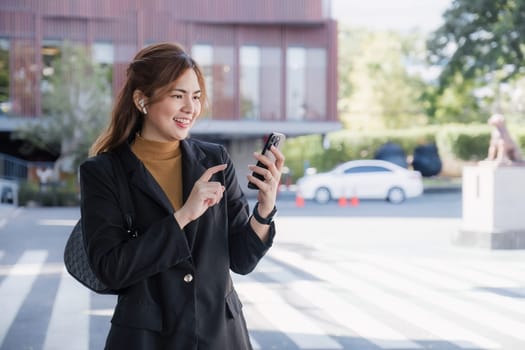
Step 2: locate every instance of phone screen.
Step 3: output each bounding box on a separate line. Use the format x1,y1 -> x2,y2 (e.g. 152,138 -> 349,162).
248,132 -> 285,189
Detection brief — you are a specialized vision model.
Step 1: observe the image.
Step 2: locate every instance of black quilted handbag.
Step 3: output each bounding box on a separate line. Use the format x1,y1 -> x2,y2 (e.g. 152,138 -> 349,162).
64,152 -> 136,294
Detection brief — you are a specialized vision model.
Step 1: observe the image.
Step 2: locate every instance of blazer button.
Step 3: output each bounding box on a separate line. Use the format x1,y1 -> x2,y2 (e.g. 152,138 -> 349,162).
183,274 -> 193,283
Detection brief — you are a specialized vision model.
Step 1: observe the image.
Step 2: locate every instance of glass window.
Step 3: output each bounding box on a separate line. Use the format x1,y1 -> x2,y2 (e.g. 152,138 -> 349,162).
192,44 -> 235,120
305,48 -> 326,120
240,45 -> 282,121
286,47 -> 306,120
240,46 -> 260,119
12,40 -> 37,116
92,42 -> 114,65
41,40 -> 62,96
344,166 -> 391,174
260,47 -> 281,120
93,42 -> 114,92
41,41 -> 112,116
42,42 -> 113,82
0,39 -> 10,115
192,44 -> 213,119
213,45 -> 235,119
286,47 -> 327,121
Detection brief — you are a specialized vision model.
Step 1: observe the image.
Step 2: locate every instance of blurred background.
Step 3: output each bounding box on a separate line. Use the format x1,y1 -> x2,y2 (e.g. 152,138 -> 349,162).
2,0 -> 524,203
1,1 -> 525,350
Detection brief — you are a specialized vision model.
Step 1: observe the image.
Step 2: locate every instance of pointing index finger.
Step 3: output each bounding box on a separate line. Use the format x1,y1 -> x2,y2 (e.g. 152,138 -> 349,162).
200,164 -> 227,182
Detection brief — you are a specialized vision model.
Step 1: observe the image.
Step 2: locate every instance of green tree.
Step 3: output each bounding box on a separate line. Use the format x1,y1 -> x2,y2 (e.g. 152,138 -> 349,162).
338,27 -> 429,129
427,0 -> 525,119
15,43 -> 111,175
0,41 -> 9,104
428,0 -> 525,88
422,72 -> 483,124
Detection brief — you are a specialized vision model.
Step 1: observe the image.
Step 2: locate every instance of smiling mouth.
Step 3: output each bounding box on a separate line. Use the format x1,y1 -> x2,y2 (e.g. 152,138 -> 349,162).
173,118 -> 191,126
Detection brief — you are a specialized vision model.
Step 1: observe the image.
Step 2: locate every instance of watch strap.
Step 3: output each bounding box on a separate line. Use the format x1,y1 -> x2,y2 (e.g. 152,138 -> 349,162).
253,203 -> 277,225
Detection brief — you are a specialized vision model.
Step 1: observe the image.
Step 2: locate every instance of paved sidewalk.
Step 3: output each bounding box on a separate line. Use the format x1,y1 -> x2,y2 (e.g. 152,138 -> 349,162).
0,204 -> 17,227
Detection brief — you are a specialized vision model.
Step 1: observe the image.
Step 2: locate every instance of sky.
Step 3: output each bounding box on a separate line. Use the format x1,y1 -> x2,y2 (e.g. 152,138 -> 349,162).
331,0 -> 453,32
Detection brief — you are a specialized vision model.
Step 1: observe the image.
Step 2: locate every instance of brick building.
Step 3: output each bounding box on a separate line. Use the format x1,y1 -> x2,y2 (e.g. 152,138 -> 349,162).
0,0 -> 340,185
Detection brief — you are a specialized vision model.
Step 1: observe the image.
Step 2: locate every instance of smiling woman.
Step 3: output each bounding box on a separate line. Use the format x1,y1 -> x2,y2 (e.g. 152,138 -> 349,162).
133,69 -> 202,142
77,42 -> 286,350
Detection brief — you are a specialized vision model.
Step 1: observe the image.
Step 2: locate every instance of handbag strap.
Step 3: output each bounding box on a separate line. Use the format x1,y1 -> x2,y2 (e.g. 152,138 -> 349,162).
107,152 -> 137,238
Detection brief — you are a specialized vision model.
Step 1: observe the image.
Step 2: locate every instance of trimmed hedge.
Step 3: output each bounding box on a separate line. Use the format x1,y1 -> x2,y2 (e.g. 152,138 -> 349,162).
282,123 -> 525,181
434,124 -> 491,161
18,180 -> 80,207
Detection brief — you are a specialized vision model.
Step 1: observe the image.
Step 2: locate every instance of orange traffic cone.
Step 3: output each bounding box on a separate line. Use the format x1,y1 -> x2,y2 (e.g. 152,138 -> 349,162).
295,193 -> 305,208
338,196 -> 347,207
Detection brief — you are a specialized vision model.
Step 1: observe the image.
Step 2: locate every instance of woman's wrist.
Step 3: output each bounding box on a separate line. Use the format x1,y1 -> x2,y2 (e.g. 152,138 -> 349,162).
253,202 -> 277,225
174,209 -> 191,229
257,201 -> 275,217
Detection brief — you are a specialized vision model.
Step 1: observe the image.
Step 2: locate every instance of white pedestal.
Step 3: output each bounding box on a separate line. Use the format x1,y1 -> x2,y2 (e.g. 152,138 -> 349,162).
454,164 -> 525,249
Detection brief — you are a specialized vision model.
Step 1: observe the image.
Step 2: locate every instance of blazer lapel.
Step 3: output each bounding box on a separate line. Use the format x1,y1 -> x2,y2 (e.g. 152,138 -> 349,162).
116,144 -> 174,214
181,139 -> 208,251
116,140 -> 210,253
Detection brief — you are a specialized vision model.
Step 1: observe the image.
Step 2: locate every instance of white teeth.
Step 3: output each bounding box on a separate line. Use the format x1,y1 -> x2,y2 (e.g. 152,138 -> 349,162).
174,118 -> 190,124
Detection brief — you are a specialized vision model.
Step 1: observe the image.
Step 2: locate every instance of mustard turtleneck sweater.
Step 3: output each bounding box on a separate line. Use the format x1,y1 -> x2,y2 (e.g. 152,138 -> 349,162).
131,135 -> 183,211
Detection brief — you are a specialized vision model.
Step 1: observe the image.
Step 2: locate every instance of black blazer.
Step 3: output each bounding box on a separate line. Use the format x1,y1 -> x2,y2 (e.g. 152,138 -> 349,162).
80,138 -> 275,350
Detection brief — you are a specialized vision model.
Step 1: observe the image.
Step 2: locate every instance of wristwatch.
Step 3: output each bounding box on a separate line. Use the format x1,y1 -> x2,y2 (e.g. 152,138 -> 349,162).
253,202 -> 277,225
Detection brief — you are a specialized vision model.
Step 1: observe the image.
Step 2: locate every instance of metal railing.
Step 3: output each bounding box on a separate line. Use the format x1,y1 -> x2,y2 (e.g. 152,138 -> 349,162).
0,152 -> 55,181
0,152 -> 56,206
0,152 -> 29,180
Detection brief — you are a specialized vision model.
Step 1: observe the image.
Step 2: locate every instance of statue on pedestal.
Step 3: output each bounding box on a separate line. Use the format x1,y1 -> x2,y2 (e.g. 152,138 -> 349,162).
458,114 -> 525,249
486,114 -> 524,165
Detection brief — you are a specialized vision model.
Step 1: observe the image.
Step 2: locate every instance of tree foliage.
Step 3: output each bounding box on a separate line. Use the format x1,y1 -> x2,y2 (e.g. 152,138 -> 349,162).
15,43 -> 111,174
420,72 -> 483,124
0,43 -> 8,103
428,0 -> 525,87
338,27 -> 429,129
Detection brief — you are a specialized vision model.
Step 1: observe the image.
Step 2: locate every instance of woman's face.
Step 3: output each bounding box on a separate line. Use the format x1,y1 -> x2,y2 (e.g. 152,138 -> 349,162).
141,68 -> 202,142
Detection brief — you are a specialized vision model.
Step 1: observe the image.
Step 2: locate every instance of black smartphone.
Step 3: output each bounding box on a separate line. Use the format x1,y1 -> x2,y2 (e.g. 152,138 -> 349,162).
248,132 -> 286,189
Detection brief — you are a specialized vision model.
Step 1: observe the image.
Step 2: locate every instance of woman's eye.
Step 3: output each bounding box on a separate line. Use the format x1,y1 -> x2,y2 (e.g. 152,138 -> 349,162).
171,95 -> 183,99
193,95 -> 201,100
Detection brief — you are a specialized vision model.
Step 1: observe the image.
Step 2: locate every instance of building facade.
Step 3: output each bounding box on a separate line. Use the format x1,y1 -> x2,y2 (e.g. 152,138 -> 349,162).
0,0 -> 340,185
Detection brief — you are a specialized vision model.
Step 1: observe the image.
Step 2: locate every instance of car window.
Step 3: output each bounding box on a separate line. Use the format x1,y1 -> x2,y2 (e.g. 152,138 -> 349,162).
343,166 -> 391,174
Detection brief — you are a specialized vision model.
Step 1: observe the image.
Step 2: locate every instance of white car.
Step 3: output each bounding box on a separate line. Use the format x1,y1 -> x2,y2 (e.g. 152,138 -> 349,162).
296,159 -> 423,204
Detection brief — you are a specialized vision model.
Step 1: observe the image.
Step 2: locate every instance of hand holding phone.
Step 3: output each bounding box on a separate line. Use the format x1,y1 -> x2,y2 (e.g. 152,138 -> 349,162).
248,132 -> 286,190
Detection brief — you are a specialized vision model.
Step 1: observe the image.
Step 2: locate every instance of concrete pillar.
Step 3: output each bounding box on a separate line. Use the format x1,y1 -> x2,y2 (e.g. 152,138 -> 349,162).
454,164 -> 525,249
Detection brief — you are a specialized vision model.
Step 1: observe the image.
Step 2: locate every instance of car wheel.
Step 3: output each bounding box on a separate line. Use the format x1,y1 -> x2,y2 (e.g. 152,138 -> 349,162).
387,187 -> 406,204
314,187 -> 332,204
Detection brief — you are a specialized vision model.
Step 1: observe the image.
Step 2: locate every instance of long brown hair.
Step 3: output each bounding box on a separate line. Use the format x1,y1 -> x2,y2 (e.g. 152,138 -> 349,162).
89,42 -> 207,155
